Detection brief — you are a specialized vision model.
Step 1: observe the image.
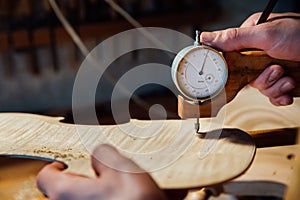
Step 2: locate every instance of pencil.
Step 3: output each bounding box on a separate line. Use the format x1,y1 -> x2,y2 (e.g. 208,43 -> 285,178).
257,0 -> 278,25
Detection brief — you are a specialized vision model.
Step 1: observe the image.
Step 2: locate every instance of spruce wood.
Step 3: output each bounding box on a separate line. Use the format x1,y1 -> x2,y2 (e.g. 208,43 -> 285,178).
285,130 -> 300,199
184,145 -> 299,199
0,113 -> 255,189
2,145 -> 298,200
222,144 -> 299,198
178,50 -> 300,118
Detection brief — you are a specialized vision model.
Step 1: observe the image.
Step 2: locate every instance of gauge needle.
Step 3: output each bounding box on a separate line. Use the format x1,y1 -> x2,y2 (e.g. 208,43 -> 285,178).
199,50 -> 209,75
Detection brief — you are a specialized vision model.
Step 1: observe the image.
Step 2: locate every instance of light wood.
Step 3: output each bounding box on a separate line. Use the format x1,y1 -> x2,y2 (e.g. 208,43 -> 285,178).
0,113 -> 255,189
222,145 -> 299,198
0,156 -> 49,200
2,144 -> 298,200
284,129 -> 300,199
175,145 -> 300,200
178,50 -> 300,118
1,87 -> 300,198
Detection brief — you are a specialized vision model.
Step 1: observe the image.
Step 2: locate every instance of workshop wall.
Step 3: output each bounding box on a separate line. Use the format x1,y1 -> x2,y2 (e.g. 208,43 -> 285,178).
0,0 -> 298,118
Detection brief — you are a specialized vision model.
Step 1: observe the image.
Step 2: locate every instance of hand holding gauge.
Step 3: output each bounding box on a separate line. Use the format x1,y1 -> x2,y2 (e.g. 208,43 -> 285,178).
172,30 -> 300,134
172,0 -> 300,132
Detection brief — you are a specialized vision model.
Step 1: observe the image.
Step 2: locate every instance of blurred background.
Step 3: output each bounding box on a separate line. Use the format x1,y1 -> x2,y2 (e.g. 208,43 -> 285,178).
0,0 -> 299,123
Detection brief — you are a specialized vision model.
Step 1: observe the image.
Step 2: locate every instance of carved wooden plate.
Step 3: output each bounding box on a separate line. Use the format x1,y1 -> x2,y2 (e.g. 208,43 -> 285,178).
0,113 -> 255,189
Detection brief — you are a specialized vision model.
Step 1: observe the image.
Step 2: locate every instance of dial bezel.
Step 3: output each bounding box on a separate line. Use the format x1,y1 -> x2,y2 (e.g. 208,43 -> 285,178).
171,45 -> 228,102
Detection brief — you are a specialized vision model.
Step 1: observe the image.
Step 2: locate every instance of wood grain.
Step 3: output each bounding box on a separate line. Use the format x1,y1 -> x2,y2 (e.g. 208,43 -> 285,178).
185,145 -> 299,199
284,129 -> 300,199
1,87 -> 300,198
0,113 -> 255,189
223,145 -> 299,198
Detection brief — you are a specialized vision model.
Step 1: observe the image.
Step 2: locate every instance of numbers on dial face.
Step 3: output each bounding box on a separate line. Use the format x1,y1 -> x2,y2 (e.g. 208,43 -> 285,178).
177,47 -> 227,100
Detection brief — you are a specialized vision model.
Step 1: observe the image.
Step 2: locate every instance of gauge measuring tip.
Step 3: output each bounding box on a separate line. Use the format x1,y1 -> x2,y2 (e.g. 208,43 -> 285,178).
194,117 -> 201,134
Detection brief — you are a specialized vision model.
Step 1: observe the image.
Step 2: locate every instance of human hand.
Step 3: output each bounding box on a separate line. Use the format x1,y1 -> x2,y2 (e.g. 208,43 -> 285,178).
200,12 -> 300,106
37,144 -> 167,200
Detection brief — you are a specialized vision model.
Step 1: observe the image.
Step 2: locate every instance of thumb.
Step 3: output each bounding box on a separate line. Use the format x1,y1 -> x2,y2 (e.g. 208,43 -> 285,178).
200,25 -> 269,52
91,144 -> 144,176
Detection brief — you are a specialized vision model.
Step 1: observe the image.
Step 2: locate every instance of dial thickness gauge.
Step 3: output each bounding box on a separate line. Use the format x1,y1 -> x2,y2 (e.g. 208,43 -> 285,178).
172,44 -> 228,102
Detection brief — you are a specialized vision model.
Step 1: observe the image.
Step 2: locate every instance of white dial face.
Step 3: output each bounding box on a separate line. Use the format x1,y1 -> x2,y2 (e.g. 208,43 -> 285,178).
175,46 -> 227,101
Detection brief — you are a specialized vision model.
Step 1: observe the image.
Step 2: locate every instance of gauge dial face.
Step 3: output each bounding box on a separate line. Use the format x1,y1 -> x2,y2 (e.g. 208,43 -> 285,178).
172,46 -> 228,101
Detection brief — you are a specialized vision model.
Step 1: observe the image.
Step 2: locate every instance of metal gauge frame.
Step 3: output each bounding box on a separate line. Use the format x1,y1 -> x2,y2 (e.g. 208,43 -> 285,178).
172,45 -> 228,103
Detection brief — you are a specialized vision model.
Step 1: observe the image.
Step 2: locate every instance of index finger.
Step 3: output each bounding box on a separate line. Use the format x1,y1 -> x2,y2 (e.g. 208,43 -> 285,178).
37,162 -> 101,199
36,162 -> 66,196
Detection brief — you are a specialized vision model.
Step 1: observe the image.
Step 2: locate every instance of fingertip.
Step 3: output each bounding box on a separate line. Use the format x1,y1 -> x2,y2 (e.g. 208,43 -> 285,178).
37,162 -> 66,181
92,144 -> 144,174
50,161 -> 67,170
200,31 -> 216,45
91,144 -> 119,175
37,162 -> 65,182
270,95 -> 294,106
200,29 -> 237,51
201,27 -> 258,51
250,65 -> 284,90
36,162 -> 66,197
92,144 -> 118,156
92,144 -> 119,166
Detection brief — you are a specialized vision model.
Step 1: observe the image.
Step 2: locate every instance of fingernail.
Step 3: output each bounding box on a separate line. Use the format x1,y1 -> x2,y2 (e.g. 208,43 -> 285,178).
279,97 -> 293,106
268,69 -> 282,83
280,81 -> 295,92
200,32 -> 216,44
